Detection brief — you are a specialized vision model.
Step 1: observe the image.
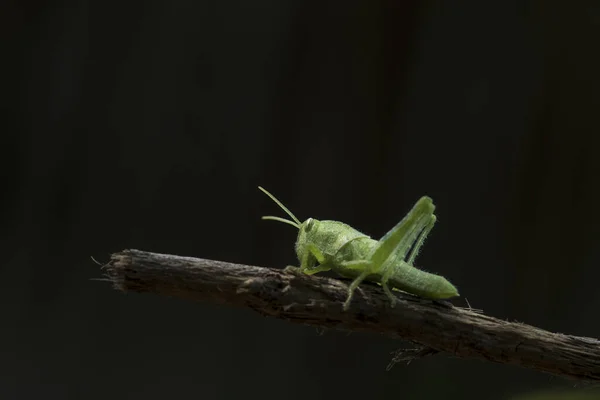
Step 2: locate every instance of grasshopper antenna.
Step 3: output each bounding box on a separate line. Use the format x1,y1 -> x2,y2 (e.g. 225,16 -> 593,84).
258,186 -> 301,229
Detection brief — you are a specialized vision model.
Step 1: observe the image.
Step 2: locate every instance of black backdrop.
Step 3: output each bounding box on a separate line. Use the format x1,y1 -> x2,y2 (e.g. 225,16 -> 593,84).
3,1 -> 600,399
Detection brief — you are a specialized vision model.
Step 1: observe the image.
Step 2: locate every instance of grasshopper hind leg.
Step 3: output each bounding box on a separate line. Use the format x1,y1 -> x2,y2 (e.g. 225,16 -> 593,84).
380,271 -> 397,308
406,214 -> 437,266
378,213 -> 436,308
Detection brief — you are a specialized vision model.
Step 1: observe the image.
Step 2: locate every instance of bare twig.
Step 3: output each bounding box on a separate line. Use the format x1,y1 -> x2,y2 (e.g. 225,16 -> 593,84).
100,249 -> 600,382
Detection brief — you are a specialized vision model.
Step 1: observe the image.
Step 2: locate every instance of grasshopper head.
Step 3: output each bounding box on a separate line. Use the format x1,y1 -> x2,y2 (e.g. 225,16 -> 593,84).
258,187 -> 323,267
295,217 -> 321,267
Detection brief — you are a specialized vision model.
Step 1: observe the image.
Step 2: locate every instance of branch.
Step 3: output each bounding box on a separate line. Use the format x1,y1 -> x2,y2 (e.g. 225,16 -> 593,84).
100,249 -> 600,382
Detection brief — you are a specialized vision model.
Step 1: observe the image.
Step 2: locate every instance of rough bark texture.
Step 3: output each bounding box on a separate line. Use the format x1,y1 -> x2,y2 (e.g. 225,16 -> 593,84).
102,249 -> 600,382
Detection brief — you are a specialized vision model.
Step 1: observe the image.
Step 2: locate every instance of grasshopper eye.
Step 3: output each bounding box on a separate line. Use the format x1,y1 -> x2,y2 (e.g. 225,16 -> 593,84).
305,218 -> 315,232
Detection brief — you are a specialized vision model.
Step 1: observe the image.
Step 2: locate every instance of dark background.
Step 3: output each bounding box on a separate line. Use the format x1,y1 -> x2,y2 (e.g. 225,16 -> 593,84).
3,1 -> 600,399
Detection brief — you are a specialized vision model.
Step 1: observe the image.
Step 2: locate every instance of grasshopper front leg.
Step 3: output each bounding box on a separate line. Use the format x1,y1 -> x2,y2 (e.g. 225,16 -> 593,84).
288,243 -> 332,275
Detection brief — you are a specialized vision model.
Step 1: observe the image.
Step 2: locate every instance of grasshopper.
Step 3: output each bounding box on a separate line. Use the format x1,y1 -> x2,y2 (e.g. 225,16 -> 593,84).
259,186 -> 459,311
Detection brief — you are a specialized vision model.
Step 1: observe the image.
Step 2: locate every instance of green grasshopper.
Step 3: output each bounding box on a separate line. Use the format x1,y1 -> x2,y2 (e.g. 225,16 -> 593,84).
258,186 -> 459,311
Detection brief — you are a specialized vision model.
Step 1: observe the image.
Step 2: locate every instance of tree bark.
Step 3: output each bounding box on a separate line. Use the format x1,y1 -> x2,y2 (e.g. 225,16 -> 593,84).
101,249 -> 600,382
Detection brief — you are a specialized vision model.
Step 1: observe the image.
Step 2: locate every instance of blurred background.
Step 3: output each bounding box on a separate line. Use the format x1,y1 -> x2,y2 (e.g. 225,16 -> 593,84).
3,0 -> 599,399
